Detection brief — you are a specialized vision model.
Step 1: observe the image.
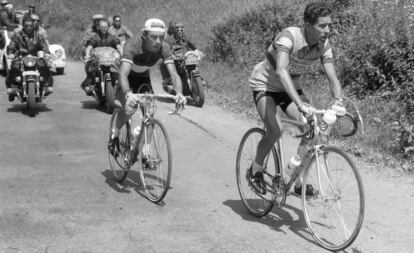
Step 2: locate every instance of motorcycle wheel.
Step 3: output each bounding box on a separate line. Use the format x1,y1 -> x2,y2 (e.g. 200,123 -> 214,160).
191,76 -> 205,107
105,79 -> 115,114
27,81 -> 36,117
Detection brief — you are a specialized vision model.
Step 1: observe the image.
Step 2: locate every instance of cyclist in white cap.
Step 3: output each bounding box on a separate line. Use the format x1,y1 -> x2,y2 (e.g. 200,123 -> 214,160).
108,18 -> 186,155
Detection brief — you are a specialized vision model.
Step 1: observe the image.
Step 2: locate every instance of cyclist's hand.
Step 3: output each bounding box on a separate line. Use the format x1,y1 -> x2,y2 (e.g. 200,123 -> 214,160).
331,98 -> 346,116
174,93 -> 186,109
84,55 -> 91,62
124,93 -> 140,116
298,103 -> 315,118
7,53 -> 15,59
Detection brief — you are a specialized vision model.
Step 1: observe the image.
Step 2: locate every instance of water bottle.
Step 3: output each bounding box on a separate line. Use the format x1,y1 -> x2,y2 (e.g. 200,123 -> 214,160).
286,155 -> 301,177
132,126 -> 141,137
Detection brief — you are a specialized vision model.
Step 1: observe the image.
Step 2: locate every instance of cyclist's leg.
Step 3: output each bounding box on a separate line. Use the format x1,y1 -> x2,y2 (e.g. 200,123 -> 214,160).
284,90 -> 312,190
254,90 -> 283,167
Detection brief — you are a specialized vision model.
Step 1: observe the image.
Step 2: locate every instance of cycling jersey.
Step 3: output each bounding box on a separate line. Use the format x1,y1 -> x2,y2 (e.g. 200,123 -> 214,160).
249,27 -> 334,92
121,35 -> 173,75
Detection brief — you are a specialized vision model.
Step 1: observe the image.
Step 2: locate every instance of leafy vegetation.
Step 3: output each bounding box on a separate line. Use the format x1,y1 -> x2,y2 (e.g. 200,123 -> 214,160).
204,0 -> 414,169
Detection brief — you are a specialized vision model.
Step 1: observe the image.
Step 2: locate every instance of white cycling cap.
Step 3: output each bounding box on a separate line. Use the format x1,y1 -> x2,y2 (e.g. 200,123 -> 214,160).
5,3 -> 12,9
142,18 -> 165,33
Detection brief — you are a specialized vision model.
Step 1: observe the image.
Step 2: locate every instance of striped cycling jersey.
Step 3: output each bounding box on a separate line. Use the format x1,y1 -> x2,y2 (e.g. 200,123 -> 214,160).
249,27 -> 334,92
121,35 -> 174,74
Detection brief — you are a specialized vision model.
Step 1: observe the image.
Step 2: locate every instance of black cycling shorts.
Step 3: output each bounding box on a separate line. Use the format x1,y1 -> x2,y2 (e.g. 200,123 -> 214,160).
253,89 -> 308,112
128,71 -> 153,94
116,71 -> 153,105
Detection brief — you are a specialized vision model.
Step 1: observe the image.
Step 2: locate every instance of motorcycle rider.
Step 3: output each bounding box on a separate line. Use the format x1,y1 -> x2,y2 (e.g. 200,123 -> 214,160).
108,18 -> 186,154
161,22 -> 200,92
31,14 -> 48,44
1,3 -> 20,37
82,14 -> 104,45
107,16 -> 113,27
81,19 -> 123,95
6,15 -> 53,101
108,15 -> 133,43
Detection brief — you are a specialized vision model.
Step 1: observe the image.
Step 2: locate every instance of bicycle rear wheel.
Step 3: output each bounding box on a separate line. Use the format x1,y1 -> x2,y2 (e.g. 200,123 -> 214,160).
139,118 -> 172,203
108,109 -> 131,182
302,145 -> 364,251
236,127 -> 280,217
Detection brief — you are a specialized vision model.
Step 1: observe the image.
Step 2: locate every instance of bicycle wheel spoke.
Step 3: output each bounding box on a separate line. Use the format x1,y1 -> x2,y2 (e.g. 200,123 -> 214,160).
302,146 -> 364,251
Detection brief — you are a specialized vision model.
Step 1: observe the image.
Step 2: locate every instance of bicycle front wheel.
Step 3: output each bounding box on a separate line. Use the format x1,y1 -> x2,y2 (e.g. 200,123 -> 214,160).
139,118 -> 172,203
236,127 -> 279,217
108,109 -> 131,182
302,145 -> 365,251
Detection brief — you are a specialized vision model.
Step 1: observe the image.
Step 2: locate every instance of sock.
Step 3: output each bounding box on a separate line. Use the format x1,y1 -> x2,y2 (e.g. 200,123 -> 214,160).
111,127 -> 120,140
252,161 -> 264,174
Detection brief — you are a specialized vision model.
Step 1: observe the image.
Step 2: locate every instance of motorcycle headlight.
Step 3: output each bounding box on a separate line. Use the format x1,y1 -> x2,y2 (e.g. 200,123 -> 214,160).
54,49 -> 63,58
23,58 -> 36,67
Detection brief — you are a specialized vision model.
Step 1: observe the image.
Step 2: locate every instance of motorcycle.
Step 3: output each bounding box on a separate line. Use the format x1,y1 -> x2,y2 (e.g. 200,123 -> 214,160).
86,47 -> 120,114
8,49 -> 52,117
164,49 -> 205,107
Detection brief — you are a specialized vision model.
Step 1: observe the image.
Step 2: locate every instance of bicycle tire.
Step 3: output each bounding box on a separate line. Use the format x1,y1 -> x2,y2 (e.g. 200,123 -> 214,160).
236,127 -> 280,217
138,118 -> 172,203
108,109 -> 131,182
302,145 -> 365,251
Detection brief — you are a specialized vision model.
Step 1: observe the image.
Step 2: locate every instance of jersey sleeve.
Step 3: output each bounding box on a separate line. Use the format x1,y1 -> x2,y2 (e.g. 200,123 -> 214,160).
86,35 -> 98,47
320,40 -> 334,64
265,29 -> 294,69
161,42 -> 174,64
121,37 -> 139,64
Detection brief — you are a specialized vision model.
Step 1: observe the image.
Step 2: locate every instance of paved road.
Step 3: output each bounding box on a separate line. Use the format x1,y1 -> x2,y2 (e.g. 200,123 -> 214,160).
0,62 -> 413,253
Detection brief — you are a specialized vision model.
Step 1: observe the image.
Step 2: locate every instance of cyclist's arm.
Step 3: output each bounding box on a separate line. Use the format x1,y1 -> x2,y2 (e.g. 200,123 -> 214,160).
275,50 -> 304,106
323,62 -> 342,99
116,43 -> 123,55
84,45 -> 93,58
165,62 -> 183,95
119,60 -> 132,94
123,26 -> 133,40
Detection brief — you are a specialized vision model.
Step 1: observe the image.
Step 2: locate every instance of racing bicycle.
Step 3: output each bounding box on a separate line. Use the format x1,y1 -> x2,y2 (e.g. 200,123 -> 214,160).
236,104 -> 364,251
108,91 -> 183,203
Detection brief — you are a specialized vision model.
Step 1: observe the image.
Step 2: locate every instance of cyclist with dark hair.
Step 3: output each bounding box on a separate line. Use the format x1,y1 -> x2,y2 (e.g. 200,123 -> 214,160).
247,2 -> 346,195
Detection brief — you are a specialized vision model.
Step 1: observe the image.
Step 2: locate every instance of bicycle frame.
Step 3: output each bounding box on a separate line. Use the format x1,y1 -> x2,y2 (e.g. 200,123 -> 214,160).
269,111 -> 343,205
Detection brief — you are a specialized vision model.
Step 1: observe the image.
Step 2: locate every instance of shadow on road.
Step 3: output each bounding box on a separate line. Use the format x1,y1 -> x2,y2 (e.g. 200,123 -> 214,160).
223,199 -> 315,244
80,100 -> 108,114
7,103 -> 52,117
223,199 -> 361,252
101,169 -> 148,199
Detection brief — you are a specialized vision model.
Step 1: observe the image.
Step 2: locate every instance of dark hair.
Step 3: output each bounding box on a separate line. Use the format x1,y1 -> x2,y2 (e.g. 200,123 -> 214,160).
113,15 -> 121,21
304,2 -> 332,25
22,16 -> 34,24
